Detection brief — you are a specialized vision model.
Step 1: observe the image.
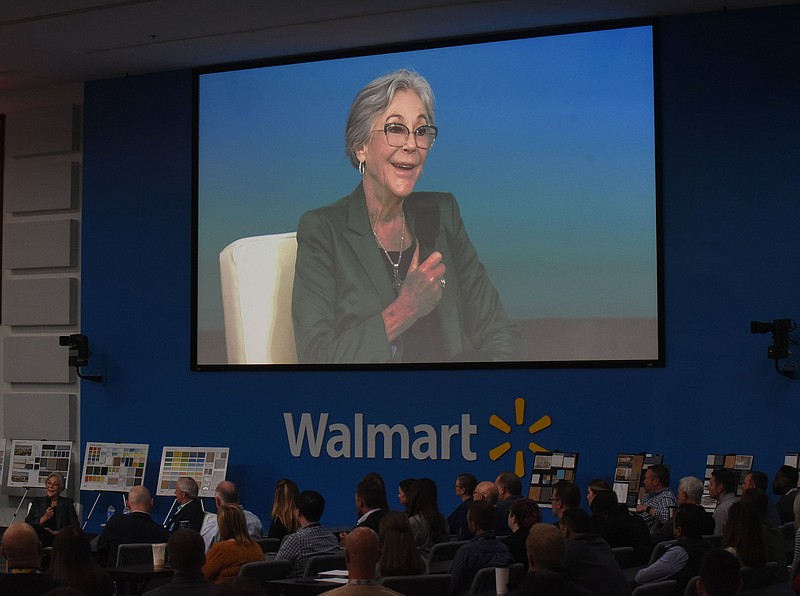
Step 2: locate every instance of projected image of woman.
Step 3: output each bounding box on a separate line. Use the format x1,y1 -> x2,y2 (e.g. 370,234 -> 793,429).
291,69 -> 519,364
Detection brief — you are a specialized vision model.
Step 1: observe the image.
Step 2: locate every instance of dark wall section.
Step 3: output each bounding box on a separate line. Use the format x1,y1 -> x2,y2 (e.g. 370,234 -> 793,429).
81,6 -> 800,532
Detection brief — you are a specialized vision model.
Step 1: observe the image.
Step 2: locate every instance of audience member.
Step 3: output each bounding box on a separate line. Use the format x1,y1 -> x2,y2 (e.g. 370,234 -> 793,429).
551,480 -> 581,523
708,469 -> 739,535
200,481 -> 263,551
473,480 -> 509,536
377,511 -> 426,577
586,479 -> 611,507
772,465 -> 799,525
634,504 -> 712,593
448,473 -> 477,540
635,464 -> 678,534
651,476 -> 715,545
742,471 -> 781,526
326,527 -> 402,595
506,498 -> 541,568
448,500 -> 514,595
274,489 -> 340,577
49,525 -> 113,596
406,478 -> 449,557
202,503 -> 264,583
722,501 -> 767,568
740,487 -> 788,581
167,476 -> 205,532
496,471 -> 524,519
96,485 -> 169,566
590,489 -> 652,566
397,478 -> 415,513
511,524 -> 592,596
143,528 -> 218,595
362,472 -> 391,513
24,472 -> 80,548
340,478 -> 386,546
696,549 -> 742,596
0,522 -> 68,595
559,507 -> 631,596
268,478 -> 299,540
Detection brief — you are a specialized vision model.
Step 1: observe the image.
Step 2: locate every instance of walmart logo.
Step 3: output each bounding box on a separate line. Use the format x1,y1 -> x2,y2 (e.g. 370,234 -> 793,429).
488,397 -> 551,477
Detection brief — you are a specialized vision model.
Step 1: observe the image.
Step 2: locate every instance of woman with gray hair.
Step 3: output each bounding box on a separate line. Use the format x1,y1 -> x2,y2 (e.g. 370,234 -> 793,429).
24,472 -> 80,547
292,69 -> 519,364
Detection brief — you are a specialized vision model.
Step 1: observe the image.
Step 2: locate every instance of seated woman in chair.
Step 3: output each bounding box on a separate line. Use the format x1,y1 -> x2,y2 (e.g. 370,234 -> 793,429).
203,504 -> 264,583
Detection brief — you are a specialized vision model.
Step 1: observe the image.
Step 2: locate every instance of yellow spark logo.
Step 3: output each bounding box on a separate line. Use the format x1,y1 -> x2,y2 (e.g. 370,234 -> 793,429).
488,397 -> 552,477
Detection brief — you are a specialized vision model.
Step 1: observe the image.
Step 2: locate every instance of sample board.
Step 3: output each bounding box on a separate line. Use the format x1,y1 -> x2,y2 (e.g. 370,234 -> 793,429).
6,439 -> 73,488
526,451 -> 579,508
156,446 -> 229,497
80,442 -> 149,492
701,453 -> 754,510
613,452 -> 664,508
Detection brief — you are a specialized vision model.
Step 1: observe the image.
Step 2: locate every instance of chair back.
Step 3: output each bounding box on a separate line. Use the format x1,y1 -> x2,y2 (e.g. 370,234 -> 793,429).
380,574 -> 452,596
702,534 -> 723,548
649,539 -> 677,565
427,540 -> 467,573
239,559 -> 292,584
740,561 -> 779,590
612,545 -> 634,568
303,553 -> 346,577
256,537 -> 281,553
631,579 -> 677,595
219,232 -> 298,364
468,563 -> 525,595
116,542 -> 157,566
682,575 -> 699,596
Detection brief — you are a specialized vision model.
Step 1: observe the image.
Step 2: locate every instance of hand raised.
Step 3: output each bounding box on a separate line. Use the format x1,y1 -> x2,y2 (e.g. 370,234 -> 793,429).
398,245 -> 446,319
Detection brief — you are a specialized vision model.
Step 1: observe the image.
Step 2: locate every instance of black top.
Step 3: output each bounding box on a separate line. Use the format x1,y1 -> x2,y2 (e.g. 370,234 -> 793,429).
97,511 -> 170,566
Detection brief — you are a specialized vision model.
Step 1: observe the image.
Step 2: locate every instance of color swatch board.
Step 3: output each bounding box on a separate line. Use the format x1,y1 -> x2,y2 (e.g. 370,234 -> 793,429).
80,442 -> 149,492
0,439 -> 6,488
526,451 -> 579,508
613,452 -> 663,508
156,446 -> 229,497
7,440 -> 73,488
701,453 -> 754,510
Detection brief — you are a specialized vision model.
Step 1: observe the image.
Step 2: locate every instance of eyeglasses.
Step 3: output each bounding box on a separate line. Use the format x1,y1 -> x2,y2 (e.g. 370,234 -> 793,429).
375,122 -> 438,149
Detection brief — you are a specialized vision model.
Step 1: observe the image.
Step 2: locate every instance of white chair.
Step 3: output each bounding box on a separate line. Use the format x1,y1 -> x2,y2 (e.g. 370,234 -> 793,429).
219,232 -> 298,364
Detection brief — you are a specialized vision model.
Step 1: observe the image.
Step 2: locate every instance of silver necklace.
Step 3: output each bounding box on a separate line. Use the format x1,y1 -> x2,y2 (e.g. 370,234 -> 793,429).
372,210 -> 406,294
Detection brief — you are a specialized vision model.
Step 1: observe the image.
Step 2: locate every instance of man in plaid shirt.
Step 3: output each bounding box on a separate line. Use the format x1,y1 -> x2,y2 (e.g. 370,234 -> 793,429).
275,489 -> 340,577
635,464 -> 678,534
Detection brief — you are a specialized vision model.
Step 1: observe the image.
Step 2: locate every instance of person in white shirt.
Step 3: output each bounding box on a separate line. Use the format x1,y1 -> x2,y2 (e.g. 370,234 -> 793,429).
200,480 -> 263,551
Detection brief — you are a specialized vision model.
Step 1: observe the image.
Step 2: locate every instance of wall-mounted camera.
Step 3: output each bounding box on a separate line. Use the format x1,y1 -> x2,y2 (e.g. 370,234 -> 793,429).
750,319 -> 797,380
58,334 -> 103,383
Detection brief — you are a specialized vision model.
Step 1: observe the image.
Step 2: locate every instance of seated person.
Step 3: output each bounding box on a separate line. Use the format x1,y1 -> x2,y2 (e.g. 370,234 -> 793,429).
0,522 -> 69,594
167,477 -> 206,533
274,490 -> 340,577
143,529 -> 218,595
202,503 -> 264,583
634,504 -> 712,594
590,489 -> 652,566
24,472 -> 80,548
200,481 -> 263,551
511,524 -> 592,596
650,476 -> 714,545
448,500 -> 514,595
327,527 -> 403,595
695,549 -> 742,596
448,473 -> 477,540
97,485 -> 169,566
506,498 -> 541,568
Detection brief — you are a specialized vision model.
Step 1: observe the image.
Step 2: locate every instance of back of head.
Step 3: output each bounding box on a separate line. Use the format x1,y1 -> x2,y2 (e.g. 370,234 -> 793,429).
467,500 -> 495,533
711,469 -> 737,495
272,478 -> 300,532
361,472 -> 389,512
553,480 -> 581,508
674,504 -> 706,539
356,479 -> 385,510
216,480 -> 240,505
748,471 -> 769,491
50,525 -> 93,579
649,464 -> 670,488
510,498 -> 541,529
127,484 -> 152,512
177,476 -> 199,499
297,490 -> 325,523
167,528 -> 206,572
588,478 -> 611,492
526,523 -> 566,570
344,527 -> 381,578
776,465 -> 799,490
678,476 -> 705,504
457,473 -> 478,496
559,507 -> 591,535
722,502 -> 766,567
590,488 -> 618,516
698,549 -> 741,596
1,522 -> 41,568
475,481 -> 499,504
378,511 -> 426,576
496,472 -> 522,497
218,503 -> 251,543
407,478 -> 441,518
740,487 -> 768,514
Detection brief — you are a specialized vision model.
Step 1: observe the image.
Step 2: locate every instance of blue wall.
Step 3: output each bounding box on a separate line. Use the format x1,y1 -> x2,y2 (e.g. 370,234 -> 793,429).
80,5 -> 800,532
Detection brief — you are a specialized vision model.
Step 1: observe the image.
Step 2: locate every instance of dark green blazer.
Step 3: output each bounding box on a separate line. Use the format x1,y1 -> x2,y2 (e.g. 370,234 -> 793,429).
25,495 -> 80,546
291,184 -> 519,363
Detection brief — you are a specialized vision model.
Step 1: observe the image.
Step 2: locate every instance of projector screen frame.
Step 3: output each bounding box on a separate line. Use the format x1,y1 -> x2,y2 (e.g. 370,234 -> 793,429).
191,18 -> 665,372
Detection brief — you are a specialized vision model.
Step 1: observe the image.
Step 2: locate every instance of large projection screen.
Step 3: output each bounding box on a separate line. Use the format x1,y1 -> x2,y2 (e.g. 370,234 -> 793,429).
194,23 -> 661,369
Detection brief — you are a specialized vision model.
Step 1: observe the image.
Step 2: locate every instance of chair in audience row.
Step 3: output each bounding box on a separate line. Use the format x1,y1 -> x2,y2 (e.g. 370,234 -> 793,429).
469,563 -> 526,594
379,573 -> 452,596
427,540 -> 467,573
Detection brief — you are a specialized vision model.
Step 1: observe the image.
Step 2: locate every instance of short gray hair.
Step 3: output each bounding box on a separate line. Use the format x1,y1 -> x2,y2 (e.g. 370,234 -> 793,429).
344,69 -> 436,169
177,476 -> 199,499
678,476 -> 704,503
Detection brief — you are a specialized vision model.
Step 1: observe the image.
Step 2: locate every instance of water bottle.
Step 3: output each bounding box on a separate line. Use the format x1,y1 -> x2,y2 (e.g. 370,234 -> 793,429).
107,504 -> 115,522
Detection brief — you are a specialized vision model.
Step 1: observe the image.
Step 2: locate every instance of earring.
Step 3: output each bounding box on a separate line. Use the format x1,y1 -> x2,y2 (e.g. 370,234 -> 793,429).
358,161 -> 365,175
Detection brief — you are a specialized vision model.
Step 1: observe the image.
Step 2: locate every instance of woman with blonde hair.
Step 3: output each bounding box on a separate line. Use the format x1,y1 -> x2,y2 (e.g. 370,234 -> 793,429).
268,478 -> 299,540
203,503 -> 264,583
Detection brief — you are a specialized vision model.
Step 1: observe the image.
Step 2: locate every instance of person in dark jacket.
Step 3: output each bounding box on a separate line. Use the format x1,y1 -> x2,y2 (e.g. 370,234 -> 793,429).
590,489 -> 652,566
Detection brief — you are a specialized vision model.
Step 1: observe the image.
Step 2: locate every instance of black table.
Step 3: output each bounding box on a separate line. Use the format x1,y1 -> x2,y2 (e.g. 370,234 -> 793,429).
265,576 -> 344,596
105,564 -> 173,594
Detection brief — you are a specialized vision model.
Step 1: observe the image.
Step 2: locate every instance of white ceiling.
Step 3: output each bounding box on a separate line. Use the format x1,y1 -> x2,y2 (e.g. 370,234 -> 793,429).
0,0 -> 797,91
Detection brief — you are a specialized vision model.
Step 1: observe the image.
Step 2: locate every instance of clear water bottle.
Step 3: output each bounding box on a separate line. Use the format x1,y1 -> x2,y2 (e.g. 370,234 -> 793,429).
107,504 -> 115,522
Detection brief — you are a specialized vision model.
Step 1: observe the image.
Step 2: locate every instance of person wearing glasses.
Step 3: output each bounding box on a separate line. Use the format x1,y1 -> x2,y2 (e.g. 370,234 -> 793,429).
292,68 -> 519,364
24,472 -> 80,548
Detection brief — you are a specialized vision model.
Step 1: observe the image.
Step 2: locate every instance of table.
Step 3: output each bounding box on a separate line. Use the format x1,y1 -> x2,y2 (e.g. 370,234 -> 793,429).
264,577 -> 344,596
105,564 -> 173,594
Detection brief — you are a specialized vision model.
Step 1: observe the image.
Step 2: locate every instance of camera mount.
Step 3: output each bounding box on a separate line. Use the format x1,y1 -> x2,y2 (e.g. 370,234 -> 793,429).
750,319 -> 797,380
58,334 -> 103,383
